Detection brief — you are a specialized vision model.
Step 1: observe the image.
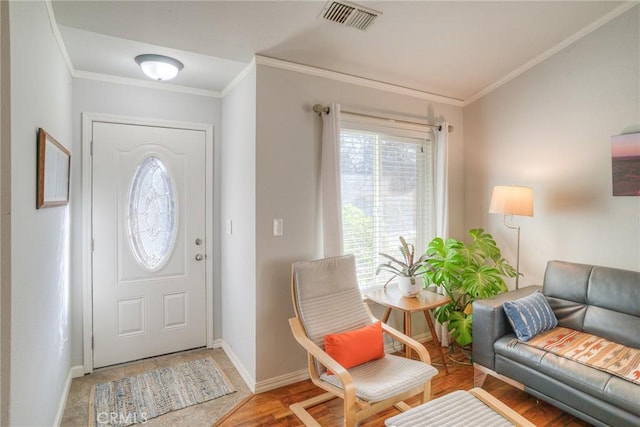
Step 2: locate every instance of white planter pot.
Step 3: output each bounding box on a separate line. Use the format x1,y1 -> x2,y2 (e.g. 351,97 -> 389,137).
398,276 -> 423,297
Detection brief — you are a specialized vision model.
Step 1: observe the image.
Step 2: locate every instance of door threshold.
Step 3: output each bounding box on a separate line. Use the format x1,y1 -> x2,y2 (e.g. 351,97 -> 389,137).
92,346 -> 208,373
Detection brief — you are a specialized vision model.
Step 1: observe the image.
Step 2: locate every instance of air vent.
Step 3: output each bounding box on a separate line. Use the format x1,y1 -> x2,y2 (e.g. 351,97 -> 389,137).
319,1 -> 381,31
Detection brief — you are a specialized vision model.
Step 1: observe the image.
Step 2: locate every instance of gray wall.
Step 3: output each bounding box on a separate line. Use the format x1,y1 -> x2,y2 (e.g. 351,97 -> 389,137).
220,67 -> 257,385
70,78 -> 221,366
6,0 -> 638,409
9,1 -> 73,424
253,64 -> 464,383
463,6 -> 640,288
0,1 -> 10,424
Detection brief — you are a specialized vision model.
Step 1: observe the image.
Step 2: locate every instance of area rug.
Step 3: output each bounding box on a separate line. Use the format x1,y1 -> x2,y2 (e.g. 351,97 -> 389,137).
90,357 -> 235,426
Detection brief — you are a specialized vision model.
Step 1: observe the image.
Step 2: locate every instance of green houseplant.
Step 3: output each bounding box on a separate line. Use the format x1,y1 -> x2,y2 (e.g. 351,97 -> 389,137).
376,236 -> 430,297
425,228 -> 517,346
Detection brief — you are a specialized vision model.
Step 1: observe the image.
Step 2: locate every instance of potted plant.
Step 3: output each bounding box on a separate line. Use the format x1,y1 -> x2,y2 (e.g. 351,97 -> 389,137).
376,236 -> 430,297
425,228 -> 517,347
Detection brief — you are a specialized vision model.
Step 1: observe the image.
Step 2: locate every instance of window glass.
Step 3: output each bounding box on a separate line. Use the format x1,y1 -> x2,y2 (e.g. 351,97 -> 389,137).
127,156 -> 177,271
340,128 -> 433,289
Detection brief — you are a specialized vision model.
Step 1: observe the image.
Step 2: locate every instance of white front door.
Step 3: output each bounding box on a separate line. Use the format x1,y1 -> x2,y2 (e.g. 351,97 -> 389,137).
92,122 -> 207,368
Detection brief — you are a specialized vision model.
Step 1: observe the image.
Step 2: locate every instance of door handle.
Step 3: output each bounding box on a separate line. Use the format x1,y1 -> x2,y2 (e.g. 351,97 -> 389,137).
195,253 -> 204,261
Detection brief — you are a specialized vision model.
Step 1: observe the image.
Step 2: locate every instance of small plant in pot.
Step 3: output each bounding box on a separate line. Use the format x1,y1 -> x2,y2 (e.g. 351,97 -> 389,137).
425,228 -> 517,347
376,236 -> 430,297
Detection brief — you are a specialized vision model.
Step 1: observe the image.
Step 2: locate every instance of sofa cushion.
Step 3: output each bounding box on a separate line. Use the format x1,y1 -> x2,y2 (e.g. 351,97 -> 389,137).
543,260 -> 640,348
526,327 -> 640,385
543,261 -> 592,303
582,266 -> 640,348
588,265 -> 640,317
503,291 -> 558,342
495,354 -> 638,427
495,336 -> 640,416
583,306 -> 640,350
543,260 -> 591,329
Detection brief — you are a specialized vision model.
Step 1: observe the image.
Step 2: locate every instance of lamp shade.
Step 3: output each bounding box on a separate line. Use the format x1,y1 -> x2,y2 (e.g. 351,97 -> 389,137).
135,54 -> 184,81
489,186 -> 534,217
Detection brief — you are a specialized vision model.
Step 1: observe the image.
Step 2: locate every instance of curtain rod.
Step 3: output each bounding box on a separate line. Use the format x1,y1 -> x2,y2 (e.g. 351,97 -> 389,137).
312,104 -> 453,133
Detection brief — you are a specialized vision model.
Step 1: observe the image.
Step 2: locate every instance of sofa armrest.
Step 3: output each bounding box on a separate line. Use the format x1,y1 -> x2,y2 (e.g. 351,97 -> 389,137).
472,285 -> 541,370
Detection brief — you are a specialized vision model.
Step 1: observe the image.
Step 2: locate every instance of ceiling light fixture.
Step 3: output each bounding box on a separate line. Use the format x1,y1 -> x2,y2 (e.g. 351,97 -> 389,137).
135,54 -> 184,81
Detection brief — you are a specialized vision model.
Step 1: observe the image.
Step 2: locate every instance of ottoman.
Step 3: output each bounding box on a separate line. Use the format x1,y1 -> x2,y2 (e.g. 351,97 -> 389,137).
385,388 -> 535,427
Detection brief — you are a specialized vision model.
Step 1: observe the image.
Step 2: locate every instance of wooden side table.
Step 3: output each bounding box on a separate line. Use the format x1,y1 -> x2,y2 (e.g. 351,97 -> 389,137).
365,286 -> 451,375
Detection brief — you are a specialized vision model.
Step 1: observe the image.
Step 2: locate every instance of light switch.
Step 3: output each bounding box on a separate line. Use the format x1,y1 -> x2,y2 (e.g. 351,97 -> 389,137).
226,220 -> 233,234
273,218 -> 284,237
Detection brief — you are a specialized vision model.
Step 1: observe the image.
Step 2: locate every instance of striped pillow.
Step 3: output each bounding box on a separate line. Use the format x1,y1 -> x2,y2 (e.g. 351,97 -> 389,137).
503,291 -> 558,342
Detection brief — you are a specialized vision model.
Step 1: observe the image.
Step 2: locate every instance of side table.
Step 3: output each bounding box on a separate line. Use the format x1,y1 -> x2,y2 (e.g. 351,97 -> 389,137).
365,287 -> 451,375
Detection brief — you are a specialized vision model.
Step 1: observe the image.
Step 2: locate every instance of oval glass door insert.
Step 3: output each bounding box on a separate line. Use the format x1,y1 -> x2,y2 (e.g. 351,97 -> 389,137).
127,156 -> 177,271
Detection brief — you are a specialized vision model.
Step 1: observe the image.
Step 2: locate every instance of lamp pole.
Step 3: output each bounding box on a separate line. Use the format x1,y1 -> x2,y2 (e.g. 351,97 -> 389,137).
490,185 -> 533,290
503,215 -> 521,289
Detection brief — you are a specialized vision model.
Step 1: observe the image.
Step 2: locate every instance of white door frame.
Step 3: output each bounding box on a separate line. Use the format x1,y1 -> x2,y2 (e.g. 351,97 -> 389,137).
81,112 -> 215,373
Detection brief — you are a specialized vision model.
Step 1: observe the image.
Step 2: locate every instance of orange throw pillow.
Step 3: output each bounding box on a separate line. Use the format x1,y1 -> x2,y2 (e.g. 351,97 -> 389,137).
324,321 -> 385,374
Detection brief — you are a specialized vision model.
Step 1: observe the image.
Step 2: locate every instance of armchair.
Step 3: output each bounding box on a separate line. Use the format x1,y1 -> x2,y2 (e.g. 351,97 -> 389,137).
288,255 -> 438,426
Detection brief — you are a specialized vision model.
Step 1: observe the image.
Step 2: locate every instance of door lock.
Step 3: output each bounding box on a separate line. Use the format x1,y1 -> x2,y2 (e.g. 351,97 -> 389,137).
195,238 -> 203,245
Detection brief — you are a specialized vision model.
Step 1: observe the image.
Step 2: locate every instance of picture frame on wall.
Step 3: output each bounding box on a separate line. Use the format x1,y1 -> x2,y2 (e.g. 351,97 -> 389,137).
37,128 -> 70,208
611,132 -> 640,197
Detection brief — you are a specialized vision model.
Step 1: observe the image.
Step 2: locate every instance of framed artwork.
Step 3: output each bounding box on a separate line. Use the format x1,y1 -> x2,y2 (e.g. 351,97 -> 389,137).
37,128 -> 70,208
611,132 -> 640,197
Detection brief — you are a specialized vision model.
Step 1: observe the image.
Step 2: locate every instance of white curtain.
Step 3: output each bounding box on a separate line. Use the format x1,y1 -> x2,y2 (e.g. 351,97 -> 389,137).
434,121 -> 450,348
320,103 -> 344,258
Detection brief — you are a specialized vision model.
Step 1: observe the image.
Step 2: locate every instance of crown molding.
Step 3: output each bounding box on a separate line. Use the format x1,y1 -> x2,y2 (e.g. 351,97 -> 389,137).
47,0 -> 637,107
73,70 -> 221,97
255,55 -> 465,107
46,0 -> 221,98
464,1 -> 639,106
221,58 -> 256,97
45,0 -> 74,76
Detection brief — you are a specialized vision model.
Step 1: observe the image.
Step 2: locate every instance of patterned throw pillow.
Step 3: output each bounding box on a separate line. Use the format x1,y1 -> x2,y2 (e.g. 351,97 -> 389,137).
503,291 -> 558,342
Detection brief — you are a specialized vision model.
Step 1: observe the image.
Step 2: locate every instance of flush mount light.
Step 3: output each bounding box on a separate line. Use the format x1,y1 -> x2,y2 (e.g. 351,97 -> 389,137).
135,54 -> 184,81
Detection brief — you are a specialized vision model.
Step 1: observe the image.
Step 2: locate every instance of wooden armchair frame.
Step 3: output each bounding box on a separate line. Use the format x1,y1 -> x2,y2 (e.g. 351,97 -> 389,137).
289,270 -> 433,427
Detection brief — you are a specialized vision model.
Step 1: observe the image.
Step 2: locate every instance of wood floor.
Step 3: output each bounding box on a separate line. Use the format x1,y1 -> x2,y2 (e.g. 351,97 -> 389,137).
218,342 -> 591,426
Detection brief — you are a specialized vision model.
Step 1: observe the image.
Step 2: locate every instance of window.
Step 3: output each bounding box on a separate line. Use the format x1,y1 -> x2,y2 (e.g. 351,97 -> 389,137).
127,156 -> 177,271
340,122 -> 434,290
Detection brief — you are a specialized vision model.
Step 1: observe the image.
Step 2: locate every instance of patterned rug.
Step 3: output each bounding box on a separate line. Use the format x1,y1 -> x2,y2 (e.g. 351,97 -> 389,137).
524,327 -> 640,385
90,357 -> 235,426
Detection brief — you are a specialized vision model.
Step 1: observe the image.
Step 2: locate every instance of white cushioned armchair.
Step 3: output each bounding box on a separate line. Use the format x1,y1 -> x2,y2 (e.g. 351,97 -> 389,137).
288,255 -> 438,426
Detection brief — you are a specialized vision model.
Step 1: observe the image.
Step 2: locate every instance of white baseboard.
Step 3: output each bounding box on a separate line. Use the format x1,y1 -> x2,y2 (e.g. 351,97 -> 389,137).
385,331 -> 432,353
216,339 -> 310,394
70,365 -> 84,378
255,368 -> 309,394
218,340 -> 257,393
54,365 -> 84,426
251,332 -> 435,393
214,331 -> 439,397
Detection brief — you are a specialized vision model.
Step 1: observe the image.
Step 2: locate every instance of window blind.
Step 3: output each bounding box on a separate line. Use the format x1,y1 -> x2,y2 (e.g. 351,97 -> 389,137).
340,128 -> 434,290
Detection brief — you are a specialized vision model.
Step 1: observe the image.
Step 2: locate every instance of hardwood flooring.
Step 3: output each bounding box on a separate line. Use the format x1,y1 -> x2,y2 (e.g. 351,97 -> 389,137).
218,342 -> 591,426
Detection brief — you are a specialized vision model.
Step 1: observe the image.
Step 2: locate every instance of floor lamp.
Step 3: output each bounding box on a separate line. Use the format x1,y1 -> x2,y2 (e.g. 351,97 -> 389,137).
489,186 -> 534,289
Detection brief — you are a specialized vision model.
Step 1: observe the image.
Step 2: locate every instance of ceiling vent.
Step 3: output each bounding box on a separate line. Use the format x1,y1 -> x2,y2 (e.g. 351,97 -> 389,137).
319,1 -> 381,31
